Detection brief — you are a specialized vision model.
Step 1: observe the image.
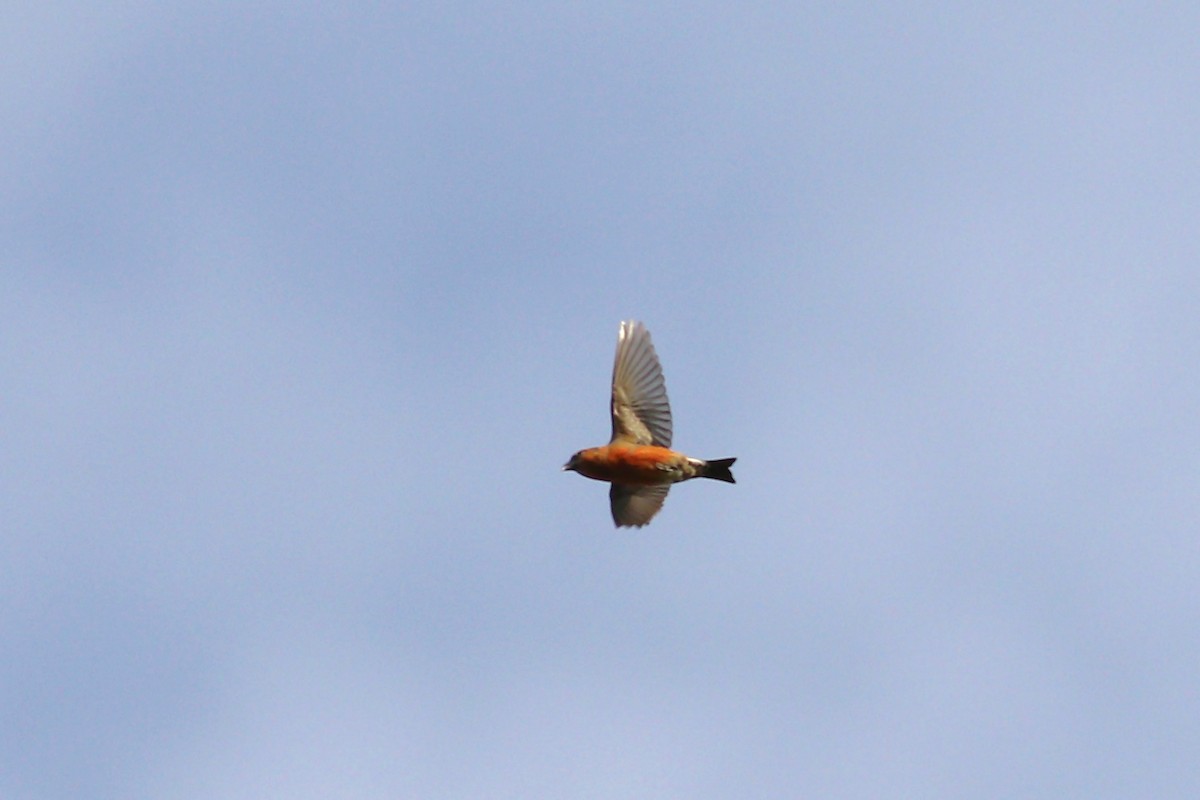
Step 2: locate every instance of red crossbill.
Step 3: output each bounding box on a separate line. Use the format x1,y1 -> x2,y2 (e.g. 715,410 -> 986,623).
564,320 -> 736,527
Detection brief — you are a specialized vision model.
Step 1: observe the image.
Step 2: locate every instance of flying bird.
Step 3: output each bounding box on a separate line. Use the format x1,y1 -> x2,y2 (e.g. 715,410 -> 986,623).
563,320 -> 736,527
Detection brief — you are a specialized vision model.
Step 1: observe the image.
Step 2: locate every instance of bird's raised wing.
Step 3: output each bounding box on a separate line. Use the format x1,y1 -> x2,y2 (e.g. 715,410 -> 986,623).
610,484 -> 670,528
610,320 -> 672,447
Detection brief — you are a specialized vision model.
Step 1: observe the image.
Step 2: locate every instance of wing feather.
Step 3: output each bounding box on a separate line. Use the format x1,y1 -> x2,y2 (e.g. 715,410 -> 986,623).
609,484 -> 670,528
610,320 -> 672,447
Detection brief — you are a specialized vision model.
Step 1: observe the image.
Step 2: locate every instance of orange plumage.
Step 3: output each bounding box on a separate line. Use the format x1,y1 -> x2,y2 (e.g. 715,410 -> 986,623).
563,321 -> 736,527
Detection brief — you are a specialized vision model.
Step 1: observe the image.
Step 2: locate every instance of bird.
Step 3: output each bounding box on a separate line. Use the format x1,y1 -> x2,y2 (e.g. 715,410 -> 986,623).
563,320 -> 736,527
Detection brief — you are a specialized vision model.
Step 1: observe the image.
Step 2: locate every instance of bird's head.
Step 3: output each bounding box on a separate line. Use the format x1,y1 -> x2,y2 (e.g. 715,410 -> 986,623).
562,452 -> 583,472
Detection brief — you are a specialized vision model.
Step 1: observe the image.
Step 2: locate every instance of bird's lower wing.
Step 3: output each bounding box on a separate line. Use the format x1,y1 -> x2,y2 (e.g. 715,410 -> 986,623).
609,484 -> 670,528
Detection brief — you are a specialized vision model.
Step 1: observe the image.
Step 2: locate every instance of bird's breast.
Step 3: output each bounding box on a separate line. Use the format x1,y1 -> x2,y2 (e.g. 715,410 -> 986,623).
575,444 -> 688,485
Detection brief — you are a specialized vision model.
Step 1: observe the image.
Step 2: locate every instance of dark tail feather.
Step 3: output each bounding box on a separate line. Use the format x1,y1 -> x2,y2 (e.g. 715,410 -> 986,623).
702,457 -> 737,484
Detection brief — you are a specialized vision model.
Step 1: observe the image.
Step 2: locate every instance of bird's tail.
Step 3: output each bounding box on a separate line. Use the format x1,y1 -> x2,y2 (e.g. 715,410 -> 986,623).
701,457 -> 737,484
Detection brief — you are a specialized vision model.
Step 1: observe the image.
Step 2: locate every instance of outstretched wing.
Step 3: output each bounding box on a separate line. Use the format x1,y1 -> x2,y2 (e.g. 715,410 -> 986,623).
610,484 -> 671,528
610,320 -> 672,446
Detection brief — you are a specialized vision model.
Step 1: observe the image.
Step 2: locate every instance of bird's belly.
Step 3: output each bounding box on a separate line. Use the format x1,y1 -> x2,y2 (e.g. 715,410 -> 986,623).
579,444 -> 686,485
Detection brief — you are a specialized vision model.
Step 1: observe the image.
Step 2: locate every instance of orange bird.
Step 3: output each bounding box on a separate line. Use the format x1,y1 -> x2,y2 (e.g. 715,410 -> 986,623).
563,320 -> 736,527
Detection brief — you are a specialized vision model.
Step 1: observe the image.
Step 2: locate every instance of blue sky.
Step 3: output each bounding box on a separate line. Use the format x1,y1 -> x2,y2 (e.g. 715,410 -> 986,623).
4,3 -> 1199,797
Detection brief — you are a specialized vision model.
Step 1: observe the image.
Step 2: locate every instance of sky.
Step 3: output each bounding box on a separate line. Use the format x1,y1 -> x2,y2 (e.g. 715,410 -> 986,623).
3,2 -> 1199,797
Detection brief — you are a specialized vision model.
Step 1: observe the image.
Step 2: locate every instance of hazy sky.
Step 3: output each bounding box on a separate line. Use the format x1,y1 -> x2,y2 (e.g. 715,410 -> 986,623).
4,3 -> 1199,797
